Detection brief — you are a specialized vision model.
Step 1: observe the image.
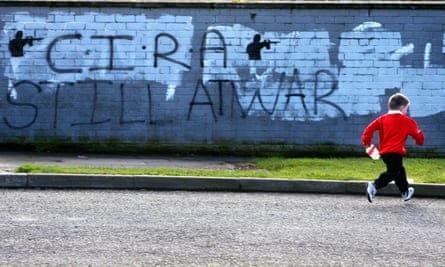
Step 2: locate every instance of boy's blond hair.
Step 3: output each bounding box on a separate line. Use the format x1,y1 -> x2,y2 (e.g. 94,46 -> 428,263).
388,93 -> 410,110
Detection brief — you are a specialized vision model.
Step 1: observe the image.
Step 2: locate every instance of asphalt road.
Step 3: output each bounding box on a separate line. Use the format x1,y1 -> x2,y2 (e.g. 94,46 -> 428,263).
1,190 -> 444,266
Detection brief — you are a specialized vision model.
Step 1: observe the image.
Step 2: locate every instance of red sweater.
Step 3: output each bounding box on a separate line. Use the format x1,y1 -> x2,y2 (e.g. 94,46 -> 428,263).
361,112 -> 424,155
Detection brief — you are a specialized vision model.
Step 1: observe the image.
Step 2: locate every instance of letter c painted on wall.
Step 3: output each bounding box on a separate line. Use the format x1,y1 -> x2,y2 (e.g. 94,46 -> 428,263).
46,33 -> 82,73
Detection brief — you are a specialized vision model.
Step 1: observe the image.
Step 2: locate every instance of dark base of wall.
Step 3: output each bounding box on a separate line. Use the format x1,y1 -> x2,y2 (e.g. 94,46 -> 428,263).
0,138 -> 438,158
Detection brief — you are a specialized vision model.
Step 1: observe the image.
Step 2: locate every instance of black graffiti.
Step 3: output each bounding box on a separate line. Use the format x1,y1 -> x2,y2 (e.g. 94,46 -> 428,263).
186,69 -> 346,121
187,79 -> 246,121
244,72 -> 285,115
186,69 -> 344,120
3,80 -> 162,130
314,70 -> 347,119
154,33 -> 191,70
200,29 -> 227,68
241,69 -> 308,116
239,68 -> 308,116
90,35 -> 135,71
284,68 -> 308,114
39,81 -> 75,128
196,27 -> 347,119
46,33 -> 190,74
120,83 -> 150,124
187,79 -> 217,121
197,30 -> 344,119
47,34 -> 82,73
246,34 -> 279,60
3,80 -> 42,129
71,80 -> 113,126
3,74 -> 347,130
8,30 -> 43,57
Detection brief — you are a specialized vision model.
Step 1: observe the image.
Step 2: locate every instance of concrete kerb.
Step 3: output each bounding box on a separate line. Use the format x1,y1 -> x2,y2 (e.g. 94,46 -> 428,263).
1,173 -> 444,198
0,173 -> 27,187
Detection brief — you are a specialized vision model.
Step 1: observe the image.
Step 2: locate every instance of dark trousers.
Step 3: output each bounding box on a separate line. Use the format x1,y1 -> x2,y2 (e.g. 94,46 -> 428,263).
374,153 -> 409,193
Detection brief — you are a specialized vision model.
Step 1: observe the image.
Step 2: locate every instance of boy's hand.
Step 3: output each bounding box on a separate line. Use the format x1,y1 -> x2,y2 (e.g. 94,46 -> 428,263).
365,144 -> 380,160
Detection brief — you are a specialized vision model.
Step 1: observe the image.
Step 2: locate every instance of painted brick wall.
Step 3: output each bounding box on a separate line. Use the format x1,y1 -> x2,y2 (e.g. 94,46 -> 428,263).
1,3 -> 444,152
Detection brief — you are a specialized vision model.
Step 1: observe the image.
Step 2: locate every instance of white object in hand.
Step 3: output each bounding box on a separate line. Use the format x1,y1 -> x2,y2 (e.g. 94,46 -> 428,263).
366,144 -> 380,160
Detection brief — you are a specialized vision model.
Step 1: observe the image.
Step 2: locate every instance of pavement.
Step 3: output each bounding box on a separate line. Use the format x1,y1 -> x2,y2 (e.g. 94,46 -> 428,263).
0,151 -> 444,198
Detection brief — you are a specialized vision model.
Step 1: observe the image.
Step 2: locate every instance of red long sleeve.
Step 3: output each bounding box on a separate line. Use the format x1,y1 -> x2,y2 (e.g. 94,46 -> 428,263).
362,113 -> 424,155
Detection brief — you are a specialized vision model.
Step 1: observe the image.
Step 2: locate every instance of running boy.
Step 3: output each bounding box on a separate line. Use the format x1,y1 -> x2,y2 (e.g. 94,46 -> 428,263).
361,93 -> 424,203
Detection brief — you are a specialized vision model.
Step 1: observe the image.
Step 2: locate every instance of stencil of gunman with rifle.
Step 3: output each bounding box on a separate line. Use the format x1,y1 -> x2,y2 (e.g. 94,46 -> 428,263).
8,30 -> 43,57
7,30 -> 44,100
246,33 -> 279,60
246,33 -> 279,81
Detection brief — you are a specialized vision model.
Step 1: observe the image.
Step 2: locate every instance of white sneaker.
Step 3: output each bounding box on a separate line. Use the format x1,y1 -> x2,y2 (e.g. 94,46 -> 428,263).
402,187 -> 415,201
367,182 -> 377,203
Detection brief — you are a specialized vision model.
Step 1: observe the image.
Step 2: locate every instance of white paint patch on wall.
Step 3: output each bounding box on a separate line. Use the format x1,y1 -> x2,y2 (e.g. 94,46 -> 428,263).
337,23 -> 406,116
201,22 -> 445,120
2,13 -> 444,122
337,22 -> 445,118
202,24 -> 336,121
1,12 -> 194,100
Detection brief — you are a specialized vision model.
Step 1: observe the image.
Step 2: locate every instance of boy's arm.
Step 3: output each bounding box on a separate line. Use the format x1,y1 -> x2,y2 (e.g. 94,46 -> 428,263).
361,119 -> 379,147
409,118 -> 424,146
413,129 -> 424,146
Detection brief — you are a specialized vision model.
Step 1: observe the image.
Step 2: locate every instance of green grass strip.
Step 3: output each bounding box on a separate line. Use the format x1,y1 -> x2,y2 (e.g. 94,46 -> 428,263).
15,157 -> 445,184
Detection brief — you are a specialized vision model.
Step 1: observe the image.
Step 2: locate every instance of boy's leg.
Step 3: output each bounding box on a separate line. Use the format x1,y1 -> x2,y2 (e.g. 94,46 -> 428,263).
394,165 -> 409,193
374,153 -> 403,190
